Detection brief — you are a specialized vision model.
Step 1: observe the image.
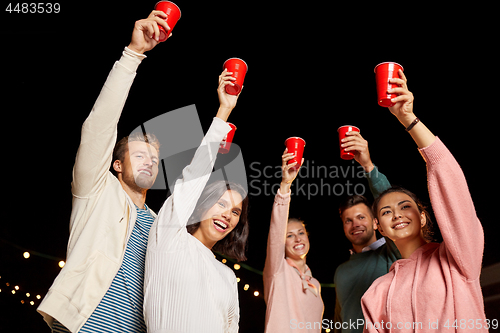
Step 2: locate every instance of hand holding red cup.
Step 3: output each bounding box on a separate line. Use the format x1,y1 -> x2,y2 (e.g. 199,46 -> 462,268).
338,126 -> 360,160
284,137 -> 306,171
222,58 -> 248,96
374,62 -> 404,107
154,1 -> 181,42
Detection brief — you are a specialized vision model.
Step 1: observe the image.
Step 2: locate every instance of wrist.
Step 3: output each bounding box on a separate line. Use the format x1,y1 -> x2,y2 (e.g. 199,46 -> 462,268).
216,106 -> 233,121
127,43 -> 145,55
362,162 -> 375,173
280,181 -> 291,194
398,114 -> 418,128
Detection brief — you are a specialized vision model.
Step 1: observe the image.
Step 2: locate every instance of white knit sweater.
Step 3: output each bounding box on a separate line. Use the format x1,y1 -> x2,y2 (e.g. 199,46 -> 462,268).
144,118 -> 239,333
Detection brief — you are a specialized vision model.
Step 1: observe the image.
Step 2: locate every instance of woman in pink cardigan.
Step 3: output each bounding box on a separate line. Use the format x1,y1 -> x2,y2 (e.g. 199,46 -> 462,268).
361,70 -> 487,332
263,150 -> 324,333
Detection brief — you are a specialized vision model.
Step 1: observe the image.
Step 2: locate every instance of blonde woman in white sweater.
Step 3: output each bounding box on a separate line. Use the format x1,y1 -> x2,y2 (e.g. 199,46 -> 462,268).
144,70 -> 248,333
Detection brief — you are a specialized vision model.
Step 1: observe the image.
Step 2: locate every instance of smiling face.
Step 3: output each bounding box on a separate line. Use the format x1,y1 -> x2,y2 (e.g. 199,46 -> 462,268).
114,141 -> 159,192
192,190 -> 243,249
376,192 -> 426,243
341,203 -> 378,253
285,221 -> 310,260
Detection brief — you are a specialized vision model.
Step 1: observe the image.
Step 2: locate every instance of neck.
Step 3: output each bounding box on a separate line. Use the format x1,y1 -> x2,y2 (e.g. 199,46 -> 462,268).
395,235 -> 427,259
119,179 -> 147,209
287,256 -> 307,273
351,234 -> 378,254
192,231 -> 216,250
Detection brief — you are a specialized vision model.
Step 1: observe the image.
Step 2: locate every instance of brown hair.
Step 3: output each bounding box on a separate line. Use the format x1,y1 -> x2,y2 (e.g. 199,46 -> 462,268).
186,180 -> 250,261
372,186 -> 434,242
338,195 -> 374,219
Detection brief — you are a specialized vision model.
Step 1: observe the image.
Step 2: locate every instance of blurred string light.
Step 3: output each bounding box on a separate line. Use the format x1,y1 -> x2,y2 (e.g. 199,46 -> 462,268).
2,239 -> 334,308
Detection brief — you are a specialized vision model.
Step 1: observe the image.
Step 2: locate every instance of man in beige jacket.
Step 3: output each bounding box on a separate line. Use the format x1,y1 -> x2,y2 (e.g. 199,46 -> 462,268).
38,10 -> 171,332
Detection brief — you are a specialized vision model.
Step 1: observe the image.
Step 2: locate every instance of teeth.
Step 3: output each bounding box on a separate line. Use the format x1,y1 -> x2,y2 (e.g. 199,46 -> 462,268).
352,230 -> 363,235
214,220 -> 228,230
139,170 -> 152,176
294,244 -> 304,250
393,222 -> 409,229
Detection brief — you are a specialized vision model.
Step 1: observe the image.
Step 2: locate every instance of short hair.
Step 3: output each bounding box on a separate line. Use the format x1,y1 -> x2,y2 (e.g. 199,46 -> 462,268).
186,181 -> 250,262
339,195 -> 373,218
113,132 -> 161,163
372,185 -> 434,242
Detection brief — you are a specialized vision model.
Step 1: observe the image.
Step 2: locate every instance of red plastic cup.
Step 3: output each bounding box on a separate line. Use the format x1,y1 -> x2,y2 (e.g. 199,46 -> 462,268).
219,123 -> 237,154
337,125 -> 360,160
284,137 -> 306,170
374,62 -> 404,107
222,58 -> 248,96
154,1 -> 181,42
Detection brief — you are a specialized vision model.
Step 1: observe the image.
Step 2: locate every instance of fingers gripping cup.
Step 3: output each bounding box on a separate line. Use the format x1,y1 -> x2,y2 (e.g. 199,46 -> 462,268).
374,62 -> 404,107
338,125 -> 360,160
154,1 -> 181,42
284,137 -> 306,171
219,123 -> 237,154
222,58 -> 248,96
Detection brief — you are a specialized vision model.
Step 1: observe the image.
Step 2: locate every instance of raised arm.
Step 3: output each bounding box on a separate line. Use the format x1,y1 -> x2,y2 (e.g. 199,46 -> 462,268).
342,131 -> 391,198
264,150 -> 303,278
72,11 -> 170,198
151,70 -> 240,247
389,70 -> 483,279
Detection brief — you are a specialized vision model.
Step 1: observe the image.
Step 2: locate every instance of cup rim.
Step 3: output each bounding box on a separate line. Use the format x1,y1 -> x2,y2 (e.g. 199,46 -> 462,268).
284,136 -> 306,146
374,62 -> 404,73
155,1 -> 182,18
337,125 -> 360,132
222,58 -> 248,72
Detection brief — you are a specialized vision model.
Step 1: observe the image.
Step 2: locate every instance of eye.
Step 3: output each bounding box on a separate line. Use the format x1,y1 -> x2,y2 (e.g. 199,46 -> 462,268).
299,231 -> 305,235
232,210 -> 240,216
344,219 -> 352,224
136,154 -> 144,159
152,158 -> 159,165
218,201 -> 225,208
401,205 -> 411,210
381,210 -> 391,216
287,234 -> 293,238
359,216 -> 365,220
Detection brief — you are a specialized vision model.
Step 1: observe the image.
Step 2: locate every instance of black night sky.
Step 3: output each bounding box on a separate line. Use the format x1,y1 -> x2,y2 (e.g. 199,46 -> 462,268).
2,2 -> 498,332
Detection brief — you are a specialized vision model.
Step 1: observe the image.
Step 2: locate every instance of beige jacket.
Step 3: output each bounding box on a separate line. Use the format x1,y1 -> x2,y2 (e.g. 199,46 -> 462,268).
37,47 -> 155,332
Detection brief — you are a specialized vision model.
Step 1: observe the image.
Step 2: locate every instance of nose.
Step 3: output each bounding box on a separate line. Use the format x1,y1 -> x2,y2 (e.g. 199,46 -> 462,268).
392,210 -> 402,220
221,209 -> 231,221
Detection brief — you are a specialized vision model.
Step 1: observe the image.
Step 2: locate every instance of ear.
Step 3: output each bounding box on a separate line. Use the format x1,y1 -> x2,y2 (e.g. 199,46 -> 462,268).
420,211 -> 427,228
113,160 -> 122,173
374,218 -> 385,236
372,217 -> 378,230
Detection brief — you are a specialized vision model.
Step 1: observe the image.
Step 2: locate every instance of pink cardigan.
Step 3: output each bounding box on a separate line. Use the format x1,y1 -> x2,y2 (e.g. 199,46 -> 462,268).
263,190 -> 324,333
361,138 -> 487,332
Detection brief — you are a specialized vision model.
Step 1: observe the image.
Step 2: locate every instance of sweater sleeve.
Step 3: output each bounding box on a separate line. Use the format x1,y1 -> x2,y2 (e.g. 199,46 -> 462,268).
151,117 -> 231,248
365,166 -> 391,199
263,190 -> 291,280
419,137 -> 484,280
72,47 -> 146,199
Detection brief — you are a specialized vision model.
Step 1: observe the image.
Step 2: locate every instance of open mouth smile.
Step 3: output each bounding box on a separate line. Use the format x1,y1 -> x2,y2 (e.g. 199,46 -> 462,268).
293,244 -> 305,250
138,169 -> 153,177
213,219 -> 229,232
392,222 -> 410,230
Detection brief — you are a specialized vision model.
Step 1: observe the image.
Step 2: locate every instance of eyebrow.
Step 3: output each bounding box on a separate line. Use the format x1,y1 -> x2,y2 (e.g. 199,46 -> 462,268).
379,200 -> 411,212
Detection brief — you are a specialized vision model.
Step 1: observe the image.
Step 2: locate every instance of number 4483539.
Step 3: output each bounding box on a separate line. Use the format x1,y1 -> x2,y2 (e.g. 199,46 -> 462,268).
6,3 -> 60,13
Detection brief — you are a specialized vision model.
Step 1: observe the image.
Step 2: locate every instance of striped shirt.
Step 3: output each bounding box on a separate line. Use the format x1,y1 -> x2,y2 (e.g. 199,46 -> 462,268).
52,204 -> 154,333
